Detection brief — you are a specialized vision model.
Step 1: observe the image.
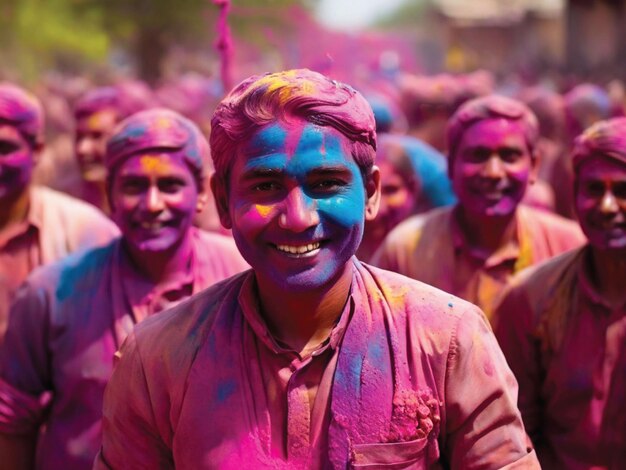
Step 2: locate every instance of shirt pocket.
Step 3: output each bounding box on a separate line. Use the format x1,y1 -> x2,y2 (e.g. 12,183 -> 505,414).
350,437 -> 429,469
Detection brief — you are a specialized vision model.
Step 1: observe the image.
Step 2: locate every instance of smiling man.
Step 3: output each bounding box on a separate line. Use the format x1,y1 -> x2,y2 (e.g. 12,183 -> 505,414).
494,117 -> 626,469
72,85 -> 154,214
0,83 -> 118,341
97,70 -> 538,469
373,95 -> 585,320
0,109 -> 247,469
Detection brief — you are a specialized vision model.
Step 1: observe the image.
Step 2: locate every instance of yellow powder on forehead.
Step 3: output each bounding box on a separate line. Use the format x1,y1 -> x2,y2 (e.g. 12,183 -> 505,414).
140,155 -> 171,174
86,110 -> 116,130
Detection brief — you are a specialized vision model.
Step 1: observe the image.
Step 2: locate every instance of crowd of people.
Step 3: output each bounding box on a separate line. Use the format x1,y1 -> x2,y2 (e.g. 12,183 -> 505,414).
0,63 -> 624,469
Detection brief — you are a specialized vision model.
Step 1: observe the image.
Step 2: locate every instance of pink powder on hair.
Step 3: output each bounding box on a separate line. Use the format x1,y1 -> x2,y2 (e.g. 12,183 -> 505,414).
0,82 -> 44,146
572,117 -> 626,171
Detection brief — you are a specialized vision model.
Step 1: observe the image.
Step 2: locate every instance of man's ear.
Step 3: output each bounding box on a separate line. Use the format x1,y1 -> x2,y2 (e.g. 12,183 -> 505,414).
210,173 -> 233,229
196,175 -> 211,213
364,165 -> 381,221
529,147 -> 541,185
31,142 -> 44,166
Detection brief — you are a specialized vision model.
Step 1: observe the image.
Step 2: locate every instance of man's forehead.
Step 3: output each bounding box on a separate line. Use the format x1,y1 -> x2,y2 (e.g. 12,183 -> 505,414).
116,152 -> 189,176
78,108 -> 118,131
241,121 -> 352,169
460,118 -> 527,145
578,154 -> 626,178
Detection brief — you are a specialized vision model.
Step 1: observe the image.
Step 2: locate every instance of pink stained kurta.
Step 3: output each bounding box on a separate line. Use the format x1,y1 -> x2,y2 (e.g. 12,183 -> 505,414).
0,186 -> 119,339
494,246 -> 626,469
96,259 -> 539,469
0,228 -> 248,470
371,204 -> 585,320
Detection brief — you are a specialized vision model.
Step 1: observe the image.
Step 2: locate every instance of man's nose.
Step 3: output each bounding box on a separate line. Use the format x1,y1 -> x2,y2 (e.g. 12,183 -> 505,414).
76,137 -> 94,159
600,190 -> 619,215
483,154 -> 505,179
278,188 -> 320,232
144,186 -> 166,213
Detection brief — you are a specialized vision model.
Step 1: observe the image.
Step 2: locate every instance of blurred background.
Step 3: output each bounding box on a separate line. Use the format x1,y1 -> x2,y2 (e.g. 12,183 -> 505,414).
4,0 -> 626,215
2,0 -> 625,89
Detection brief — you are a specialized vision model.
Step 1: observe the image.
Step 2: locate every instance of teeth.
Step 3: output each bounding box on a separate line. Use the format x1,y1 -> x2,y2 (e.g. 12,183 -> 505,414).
140,221 -> 164,230
275,242 -> 320,254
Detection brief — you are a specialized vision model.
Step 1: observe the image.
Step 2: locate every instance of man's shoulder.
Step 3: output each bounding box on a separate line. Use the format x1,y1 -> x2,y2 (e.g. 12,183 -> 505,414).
519,205 -> 584,237
132,271 -> 250,356
33,186 -> 108,219
360,262 -> 479,325
384,206 -> 453,248
193,229 -> 243,259
506,246 -> 584,307
32,186 -> 120,245
27,240 -> 118,292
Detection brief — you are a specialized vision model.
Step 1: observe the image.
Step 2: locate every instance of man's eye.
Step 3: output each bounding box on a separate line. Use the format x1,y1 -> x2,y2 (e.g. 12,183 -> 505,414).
0,141 -> 20,155
612,183 -> 626,199
499,149 -> 522,162
121,181 -> 146,194
312,179 -> 346,192
464,148 -> 490,163
382,184 -> 401,195
584,182 -> 605,196
253,181 -> 280,192
159,179 -> 185,193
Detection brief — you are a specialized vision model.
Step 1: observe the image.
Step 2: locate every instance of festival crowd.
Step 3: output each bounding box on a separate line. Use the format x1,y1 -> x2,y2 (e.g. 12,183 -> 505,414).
0,60 -> 625,469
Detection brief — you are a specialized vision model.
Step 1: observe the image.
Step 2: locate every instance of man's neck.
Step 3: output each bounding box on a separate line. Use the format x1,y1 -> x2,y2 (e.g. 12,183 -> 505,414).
0,186 -> 31,234
122,232 -> 194,286
256,262 -> 353,356
588,247 -> 626,309
456,206 -> 518,256
81,180 -> 110,214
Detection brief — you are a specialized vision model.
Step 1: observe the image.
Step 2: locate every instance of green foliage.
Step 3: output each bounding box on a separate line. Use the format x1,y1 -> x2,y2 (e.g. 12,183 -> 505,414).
5,0 -> 109,80
374,0 -> 432,29
3,0 -> 309,82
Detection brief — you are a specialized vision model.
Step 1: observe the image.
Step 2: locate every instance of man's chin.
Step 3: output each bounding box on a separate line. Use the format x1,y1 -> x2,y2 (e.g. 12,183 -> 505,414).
129,237 -> 179,255
80,165 -> 107,183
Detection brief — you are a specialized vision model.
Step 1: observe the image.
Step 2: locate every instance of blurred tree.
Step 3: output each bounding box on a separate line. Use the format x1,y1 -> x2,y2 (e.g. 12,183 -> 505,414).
2,0 -> 108,82
84,0 -> 312,84
2,0 -> 314,84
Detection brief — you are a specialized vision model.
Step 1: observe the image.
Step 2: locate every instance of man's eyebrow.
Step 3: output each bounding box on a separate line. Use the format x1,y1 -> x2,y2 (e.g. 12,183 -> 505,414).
307,166 -> 352,176
240,167 -> 284,180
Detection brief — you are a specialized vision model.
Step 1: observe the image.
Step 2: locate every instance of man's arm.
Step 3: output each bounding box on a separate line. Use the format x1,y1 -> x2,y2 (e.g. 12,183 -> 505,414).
493,284 -> 544,444
0,283 -> 54,468
96,332 -> 173,469
443,306 -> 540,469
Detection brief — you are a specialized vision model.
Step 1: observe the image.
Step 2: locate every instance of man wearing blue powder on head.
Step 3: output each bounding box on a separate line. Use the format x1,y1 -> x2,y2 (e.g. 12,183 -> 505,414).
97,69 -> 539,469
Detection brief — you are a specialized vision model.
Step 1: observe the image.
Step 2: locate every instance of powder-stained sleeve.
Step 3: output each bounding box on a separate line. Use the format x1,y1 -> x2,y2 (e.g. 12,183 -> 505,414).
96,332 -> 173,469
443,306 -> 538,469
0,282 -> 53,435
494,283 -> 544,445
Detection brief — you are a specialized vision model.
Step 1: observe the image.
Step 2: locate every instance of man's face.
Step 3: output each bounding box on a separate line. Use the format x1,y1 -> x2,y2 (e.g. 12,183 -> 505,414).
215,119 -> 379,291
451,118 -> 536,218
576,155 -> 626,251
75,108 -> 118,182
110,152 -> 201,254
0,125 -> 35,200
368,160 -> 416,236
